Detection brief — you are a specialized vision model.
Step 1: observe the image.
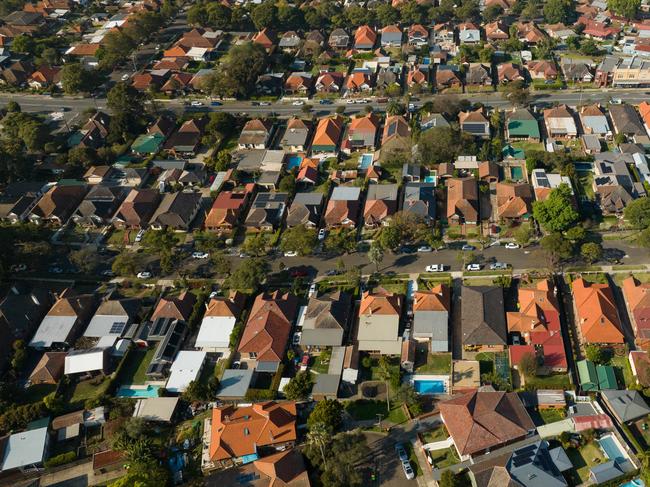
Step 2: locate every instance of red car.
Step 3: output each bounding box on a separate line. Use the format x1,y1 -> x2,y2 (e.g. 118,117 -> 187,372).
299,353 -> 310,371
290,267 -> 309,278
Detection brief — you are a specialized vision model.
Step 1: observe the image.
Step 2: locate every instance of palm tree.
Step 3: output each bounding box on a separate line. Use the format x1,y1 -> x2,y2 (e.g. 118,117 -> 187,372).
368,243 -> 384,273
377,356 -> 393,411
307,422 -> 331,468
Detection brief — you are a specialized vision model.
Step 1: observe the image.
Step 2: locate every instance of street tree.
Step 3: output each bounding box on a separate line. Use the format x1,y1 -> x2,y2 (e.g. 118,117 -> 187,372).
204,43 -> 268,99
241,233 -> 269,257
226,258 -> 268,292
61,64 -> 92,94
608,0 -> 641,18
624,197 -> 650,229
69,246 -> 101,274
502,80 -> 530,107
111,251 -> 141,276
532,183 -> 579,232
540,232 -> 574,268
368,243 -> 384,272
514,226 -> 533,246
377,226 -> 401,251
580,242 -> 603,264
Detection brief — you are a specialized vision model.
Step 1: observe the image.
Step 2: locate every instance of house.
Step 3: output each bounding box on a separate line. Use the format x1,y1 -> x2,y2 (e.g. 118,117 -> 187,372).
459,109 -> 490,138
311,115 -> 344,154
357,289 -> 403,355
279,118 -> 311,152
284,72 -> 313,95
408,24 -> 429,46
28,64 -> 61,88
466,63 -> 492,87
580,104 -> 611,136
592,152 -> 642,213
496,182 -> 533,222
0,427 -> 49,473
343,113 -> 380,153
479,161 -> 499,183
629,350 -> 650,387
446,177 -> 479,225
315,71 -> 344,93
497,63 -> 524,84
364,184 -> 399,227
72,185 -> 123,227
506,108 -> 541,140
112,188 -> 160,229
166,350 -> 206,393
589,461 -> 632,485
609,104 -> 646,139
380,25 -> 402,47
206,402 -> 297,468
577,359 -> 599,391
83,298 -> 140,338
354,25 -> 376,50
279,31 -> 301,52
376,66 -> 402,93
253,449 -> 311,486
531,169 -> 573,201
561,60 -> 594,83
149,191 -> 201,231
622,276 -> 650,347
204,190 -> 252,233
435,67 -> 462,90
164,118 -> 207,156
300,291 -> 352,347
133,397 -> 179,423
328,28 -> 350,49
380,115 -> 411,160
29,185 -> 87,226
515,22 -> 545,44
256,72 -> 285,95
345,71 -> 373,94
458,22 -> 481,44
29,351 -> 66,385
601,390 -> 650,423
253,28 -> 276,51
286,192 -> 323,228
573,278 -> 624,344
439,389 -> 534,458
527,60 -> 558,80
29,293 -> 96,350
412,286 -> 450,351
324,186 -> 361,229
403,183 -> 435,223
461,286 -> 507,351
238,292 -> 297,372
0,181 -> 46,223
238,119 -> 274,150
402,164 -> 421,183
296,158 -> 319,186
420,113 -> 450,131
544,105 -> 578,138
142,319 -> 189,379
1,60 -> 33,86
64,347 -> 109,376
151,291 -> 197,323
407,66 -> 429,89
485,21 -> 509,41
70,111 -> 110,150
195,292 -> 244,353
244,192 -> 289,232
507,280 -> 568,372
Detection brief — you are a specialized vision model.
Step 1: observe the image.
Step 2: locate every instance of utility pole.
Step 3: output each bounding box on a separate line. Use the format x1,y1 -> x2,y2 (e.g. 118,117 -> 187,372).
376,413 -> 383,430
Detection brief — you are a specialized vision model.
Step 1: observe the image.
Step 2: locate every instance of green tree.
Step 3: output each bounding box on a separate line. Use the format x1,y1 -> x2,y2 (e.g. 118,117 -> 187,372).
207,3 -> 233,29
106,82 -> 145,142
543,0 -> 574,23
624,197 -> 650,229
368,243 -> 384,272
278,173 -> 296,194
418,126 -> 477,164
519,352 -> 538,378
375,3 -> 400,25
281,225 -> 317,256
205,43 -> 268,99
69,246 -> 101,274
580,38 -> 601,56
514,226 -> 533,246
242,232 -> 269,257
307,398 -> 343,432
305,430 -> 369,487
439,470 -> 460,487
306,422 -> 331,468
377,226 -> 401,251
638,227 -> 650,248
251,1 -> 278,29
324,229 -> 357,254
376,356 -> 397,411
395,383 -> 423,415
607,0 -> 640,18
540,232 -> 574,268
226,258 -> 268,292
585,344 -> 611,365
11,34 -> 34,55
502,80 -> 530,107
483,3 -> 503,20
284,371 -> 313,400
111,251 -> 141,276
580,242 -> 603,264
183,380 -> 213,402
532,183 -> 579,232
565,225 -> 587,243
142,227 -> 179,254
60,64 -> 90,94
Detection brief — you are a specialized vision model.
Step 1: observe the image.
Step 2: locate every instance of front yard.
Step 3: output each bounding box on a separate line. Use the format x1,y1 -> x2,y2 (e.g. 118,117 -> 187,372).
428,446 -> 460,469
565,442 -> 607,485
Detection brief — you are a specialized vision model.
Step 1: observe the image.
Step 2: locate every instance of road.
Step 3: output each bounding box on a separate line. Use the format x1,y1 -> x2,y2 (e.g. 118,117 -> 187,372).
4,87 -> 650,120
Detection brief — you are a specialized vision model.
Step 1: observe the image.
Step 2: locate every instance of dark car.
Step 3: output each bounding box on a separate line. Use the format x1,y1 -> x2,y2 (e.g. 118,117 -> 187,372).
319,99 -> 333,105
210,101 -> 222,106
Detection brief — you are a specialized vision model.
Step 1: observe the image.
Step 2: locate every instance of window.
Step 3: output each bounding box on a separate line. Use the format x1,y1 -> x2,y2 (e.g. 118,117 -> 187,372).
249,352 -> 257,359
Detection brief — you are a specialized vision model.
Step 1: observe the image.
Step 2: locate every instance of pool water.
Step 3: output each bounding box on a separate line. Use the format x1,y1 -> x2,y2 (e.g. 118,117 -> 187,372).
116,385 -> 161,398
358,154 -> 373,170
414,380 -> 446,394
424,175 -> 436,184
510,167 -> 524,180
598,435 -> 626,463
620,479 -> 645,487
287,155 -> 302,170
575,162 -> 594,171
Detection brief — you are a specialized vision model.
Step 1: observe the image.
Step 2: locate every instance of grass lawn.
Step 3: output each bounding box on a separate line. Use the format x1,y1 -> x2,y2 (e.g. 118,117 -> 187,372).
576,171 -> 595,201
511,140 -> 544,154
611,355 -> 635,389
429,446 -> 460,469
107,229 -> 135,246
422,424 -> 449,444
70,377 -> 111,406
415,352 -> 452,374
613,272 -> 650,286
20,384 -> 56,405
475,352 -> 496,375
539,408 -> 567,424
311,354 -> 330,374
565,443 -> 607,485
119,348 -> 155,385
345,399 -> 407,425
524,374 -> 572,389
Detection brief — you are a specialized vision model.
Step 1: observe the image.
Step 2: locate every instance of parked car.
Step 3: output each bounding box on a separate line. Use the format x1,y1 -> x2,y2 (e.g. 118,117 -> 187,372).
292,100 -> 304,106
10,264 -> 27,272
319,99 -> 333,105
324,269 -> 339,276
100,269 -> 115,277
190,101 -> 203,107
284,251 -> 298,257
299,353 -> 309,371
134,229 -> 145,242
121,73 -> 130,81
402,460 -> 415,480
425,264 -> 445,272
417,245 -> 432,252
259,101 -> 271,106
505,242 -> 520,249
466,264 -> 481,271
137,271 -> 152,279
48,266 -> 63,274
346,99 -> 356,104
210,100 -> 222,106
461,244 -> 476,251
318,228 -> 327,240
489,262 -> 508,270
395,444 -> 409,463
192,252 -> 209,259
290,267 -> 309,278
308,282 -> 317,297
293,332 -> 302,346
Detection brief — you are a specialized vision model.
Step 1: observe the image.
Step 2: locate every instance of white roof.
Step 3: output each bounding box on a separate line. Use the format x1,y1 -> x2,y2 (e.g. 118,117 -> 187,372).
133,397 -> 179,422
165,351 -> 206,393
64,348 -> 106,375
194,316 -> 236,350
0,427 -> 48,471
84,314 -> 129,338
30,315 -> 77,348
96,335 -> 118,348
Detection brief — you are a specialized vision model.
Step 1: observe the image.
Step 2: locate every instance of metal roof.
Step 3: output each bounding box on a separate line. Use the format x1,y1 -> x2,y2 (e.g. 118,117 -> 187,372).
165,351 -> 206,393
218,369 -> 254,398
0,427 -> 48,471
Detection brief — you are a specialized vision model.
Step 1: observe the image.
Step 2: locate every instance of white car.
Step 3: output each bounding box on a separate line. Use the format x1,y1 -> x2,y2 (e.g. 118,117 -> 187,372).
425,264 -> 445,272
137,271 -> 152,279
190,101 -> 203,107
611,98 -> 623,104
292,331 -> 302,346
259,101 -> 271,106
490,262 -> 508,270
402,460 -> 415,480
209,291 -> 219,299
121,74 -> 130,81
284,251 -> 298,257
10,264 -> 27,272
292,100 -> 304,106
466,264 -> 482,271
355,98 -> 367,104
417,245 -> 432,252
192,252 -> 209,259
134,229 -> 145,242
346,99 -> 356,104
318,229 -> 327,241
308,282 -> 317,297
505,242 -> 520,249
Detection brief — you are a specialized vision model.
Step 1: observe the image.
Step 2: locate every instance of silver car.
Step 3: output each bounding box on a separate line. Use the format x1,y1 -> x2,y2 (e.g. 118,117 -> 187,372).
402,460 -> 415,480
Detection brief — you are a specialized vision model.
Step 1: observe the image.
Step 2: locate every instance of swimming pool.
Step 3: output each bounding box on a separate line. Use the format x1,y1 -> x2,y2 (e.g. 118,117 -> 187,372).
358,153 -> 373,170
510,167 -> 524,180
598,434 -> 627,463
575,162 -> 594,171
287,155 -> 302,170
414,380 -> 446,394
424,175 -> 437,184
620,479 -> 645,487
116,384 -> 161,398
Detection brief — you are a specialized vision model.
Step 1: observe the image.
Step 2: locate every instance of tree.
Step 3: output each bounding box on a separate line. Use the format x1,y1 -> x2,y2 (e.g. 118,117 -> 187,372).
251,1 -> 278,29
278,173 -> 296,193
514,226 -> 533,246
281,225 -> 317,256
396,383 -> 423,415
111,251 -> 141,276
284,372 -> 313,400
439,470 -> 461,487
307,422 -> 331,469
211,252 -> 231,277
227,258 -> 268,291
580,38 -> 601,56
324,229 -> 357,254
585,344 -> 611,365
532,184 -> 579,232
580,242 -> 603,264
242,232 -> 269,257
386,100 -> 405,116
608,0 -> 640,18
11,34 -> 34,55
418,126 -> 477,164
368,243 -> 384,272
519,352 -> 538,378
69,246 -> 101,274
482,3 -> 503,21
540,232 -> 574,267
502,80 -> 530,107
565,225 -> 587,243
183,380 -> 213,402
106,82 -> 145,142
543,0 -> 574,23
61,64 -> 91,94
624,197 -> 650,229
205,42 -> 268,99
142,227 -> 179,254
376,3 -> 400,25
307,398 -> 343,432
638,227 -> 650,248
377,226 -> 401,251
376,356 -> 396,411
305,430 -> 369,487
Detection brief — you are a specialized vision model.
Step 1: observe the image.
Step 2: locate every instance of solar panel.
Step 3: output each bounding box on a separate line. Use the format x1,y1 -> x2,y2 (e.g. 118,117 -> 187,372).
109,322 -> 126,335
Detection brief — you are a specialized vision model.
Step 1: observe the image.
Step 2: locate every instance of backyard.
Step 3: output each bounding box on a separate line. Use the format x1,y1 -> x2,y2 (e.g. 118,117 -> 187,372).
428,446 -> 460,470
118,348 -> 155,385
70,376 -> 111,407
421,423 -> 449,444
565,442 -> 607,485
415,352 -> 452,375
344,399 -> 408,425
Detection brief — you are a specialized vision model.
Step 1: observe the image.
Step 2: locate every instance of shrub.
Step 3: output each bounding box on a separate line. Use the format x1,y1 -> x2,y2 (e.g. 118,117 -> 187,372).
44,451 -> 77,468
245,389 -> 276,401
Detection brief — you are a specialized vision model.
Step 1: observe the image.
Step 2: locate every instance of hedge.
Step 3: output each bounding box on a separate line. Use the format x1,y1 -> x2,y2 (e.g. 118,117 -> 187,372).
44,451 -> 77,468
